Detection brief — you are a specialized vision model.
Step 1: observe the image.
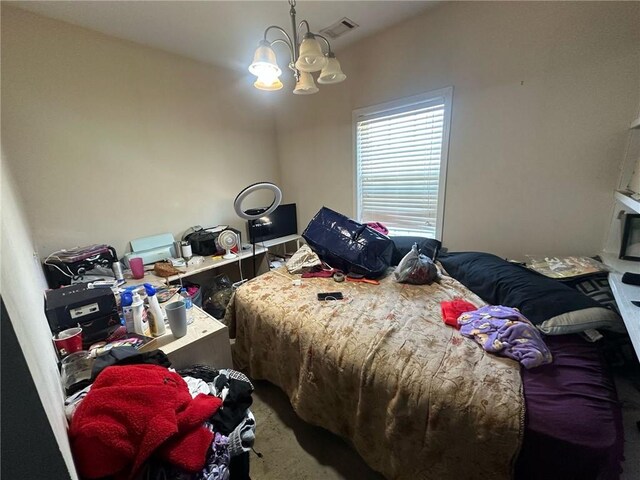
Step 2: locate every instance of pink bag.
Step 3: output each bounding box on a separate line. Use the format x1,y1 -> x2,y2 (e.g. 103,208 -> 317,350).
365,222 -> 389,235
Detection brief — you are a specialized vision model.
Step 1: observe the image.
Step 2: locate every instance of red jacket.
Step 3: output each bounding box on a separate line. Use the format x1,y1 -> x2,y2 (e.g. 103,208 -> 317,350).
69,364 -> 222,479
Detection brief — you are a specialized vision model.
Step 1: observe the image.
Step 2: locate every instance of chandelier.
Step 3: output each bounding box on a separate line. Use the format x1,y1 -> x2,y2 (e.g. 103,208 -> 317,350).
248,0 -> 347,95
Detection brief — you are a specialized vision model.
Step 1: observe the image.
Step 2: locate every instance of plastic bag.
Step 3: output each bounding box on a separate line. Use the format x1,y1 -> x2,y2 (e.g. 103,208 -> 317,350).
286,244 -> 322,274
202,275 -> 233,319
394,244 -> 439,285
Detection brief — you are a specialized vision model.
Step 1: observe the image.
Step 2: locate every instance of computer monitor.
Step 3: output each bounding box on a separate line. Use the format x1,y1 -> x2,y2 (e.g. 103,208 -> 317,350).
247,203 -> 298,244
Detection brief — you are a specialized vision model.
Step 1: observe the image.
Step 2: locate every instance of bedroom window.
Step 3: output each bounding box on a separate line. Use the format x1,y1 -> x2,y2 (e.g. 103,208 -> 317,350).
354,87 -> 453,239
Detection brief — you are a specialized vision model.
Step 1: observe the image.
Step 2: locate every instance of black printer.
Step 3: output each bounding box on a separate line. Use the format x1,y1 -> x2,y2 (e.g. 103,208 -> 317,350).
45,284 -> 120,347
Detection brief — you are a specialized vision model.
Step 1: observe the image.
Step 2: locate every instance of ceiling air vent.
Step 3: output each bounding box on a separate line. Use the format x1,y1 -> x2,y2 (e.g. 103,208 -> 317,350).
319,17 -> 359,40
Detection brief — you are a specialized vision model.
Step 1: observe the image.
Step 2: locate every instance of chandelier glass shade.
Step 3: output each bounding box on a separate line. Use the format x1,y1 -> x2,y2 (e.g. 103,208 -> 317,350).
318,54 -> 347,84
295,33 -> 328,72
293,71 -> 319,95
248,0 -> 346,94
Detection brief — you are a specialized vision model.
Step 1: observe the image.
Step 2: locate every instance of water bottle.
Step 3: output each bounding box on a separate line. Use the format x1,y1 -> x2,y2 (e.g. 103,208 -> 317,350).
180,287 -> 194,324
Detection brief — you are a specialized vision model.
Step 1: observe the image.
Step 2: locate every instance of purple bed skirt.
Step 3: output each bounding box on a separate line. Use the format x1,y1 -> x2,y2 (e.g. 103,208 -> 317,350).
516,334 -> 625,479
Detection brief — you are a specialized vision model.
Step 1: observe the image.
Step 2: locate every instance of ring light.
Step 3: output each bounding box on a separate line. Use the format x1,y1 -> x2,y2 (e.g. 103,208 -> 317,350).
234,182 -> 282,220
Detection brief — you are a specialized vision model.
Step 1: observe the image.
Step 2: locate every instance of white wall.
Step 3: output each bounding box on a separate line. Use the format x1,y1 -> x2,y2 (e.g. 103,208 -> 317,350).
0,155 -> 77,478
275,1 -> 640,259
0,8 -> 283,477
1,6 -> 281,258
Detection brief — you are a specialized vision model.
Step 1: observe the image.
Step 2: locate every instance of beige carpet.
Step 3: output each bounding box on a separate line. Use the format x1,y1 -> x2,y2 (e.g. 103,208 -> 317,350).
248,376 -> 640,480
250,380 -> 384,480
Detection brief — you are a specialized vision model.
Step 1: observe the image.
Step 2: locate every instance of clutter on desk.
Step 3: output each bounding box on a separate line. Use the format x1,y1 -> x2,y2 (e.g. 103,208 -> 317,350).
53,327 -> 84,357
181,287 -> 195,324
181,240 -> 193,260
87,334 -> 153,357
133,291 -> 151,336
125,232 -> 176,267
167,256 -> 186,267
86,278 -> 124,289
165,301 -> 188,338
184,225 -> 242,256
145,283 -> 167,336
188,255 -> 205,267
156,285 -> 181,303
43,244 -> 118,288
45,283 -> 121,353
61,350 -> 94,395
154,260 -> 181,277
129,256 -> 145,279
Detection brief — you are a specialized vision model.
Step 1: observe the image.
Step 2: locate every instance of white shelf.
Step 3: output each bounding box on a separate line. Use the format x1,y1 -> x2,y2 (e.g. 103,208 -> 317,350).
615,190 -> 640,214
600,252 -> 640,359
601,251 -> 639,274
163,246 -> 267,283
259,234 -> 302,249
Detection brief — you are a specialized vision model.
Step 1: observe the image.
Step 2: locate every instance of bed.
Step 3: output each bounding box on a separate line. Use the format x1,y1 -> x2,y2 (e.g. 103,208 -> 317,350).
225,258 -> 624,479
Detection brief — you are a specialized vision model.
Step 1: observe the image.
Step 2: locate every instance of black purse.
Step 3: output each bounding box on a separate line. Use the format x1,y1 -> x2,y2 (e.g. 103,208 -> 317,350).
184,226 -> 242,256
184,227 -> 223,256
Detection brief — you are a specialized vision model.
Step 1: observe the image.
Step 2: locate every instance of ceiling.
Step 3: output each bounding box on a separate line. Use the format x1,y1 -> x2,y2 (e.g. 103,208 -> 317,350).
10,1 -> 437,72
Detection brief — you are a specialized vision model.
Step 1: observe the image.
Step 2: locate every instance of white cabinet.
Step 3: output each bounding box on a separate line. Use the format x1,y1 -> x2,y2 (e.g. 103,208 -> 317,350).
140,305 -> 233,370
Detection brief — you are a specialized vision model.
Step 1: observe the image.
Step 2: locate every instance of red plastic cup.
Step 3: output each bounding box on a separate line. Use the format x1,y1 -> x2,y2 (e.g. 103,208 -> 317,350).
53,327 -> 83,357
129,257 -> 145,279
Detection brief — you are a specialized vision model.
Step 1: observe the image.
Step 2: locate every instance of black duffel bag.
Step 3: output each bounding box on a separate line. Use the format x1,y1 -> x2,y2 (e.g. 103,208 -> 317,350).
302,207 -> 394,278
184,226 -> 241,256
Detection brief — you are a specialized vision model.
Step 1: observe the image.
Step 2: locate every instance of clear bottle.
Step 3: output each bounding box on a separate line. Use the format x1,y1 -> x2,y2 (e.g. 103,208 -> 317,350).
180,287 -> 194,324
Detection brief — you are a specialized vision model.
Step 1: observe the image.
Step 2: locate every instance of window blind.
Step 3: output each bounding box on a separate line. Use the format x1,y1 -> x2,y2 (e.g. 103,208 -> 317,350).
356,100 -> 447,238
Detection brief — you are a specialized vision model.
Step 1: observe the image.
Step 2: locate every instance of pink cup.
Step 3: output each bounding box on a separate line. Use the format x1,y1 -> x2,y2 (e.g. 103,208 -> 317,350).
129,257 -> 145,279
53,327 -> 83,357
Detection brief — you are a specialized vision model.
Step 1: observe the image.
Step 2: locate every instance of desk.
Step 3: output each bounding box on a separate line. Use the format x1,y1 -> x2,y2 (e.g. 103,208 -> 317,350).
139,305 -> 232,370
163,245 -> 268,283
123,245 -> 268,286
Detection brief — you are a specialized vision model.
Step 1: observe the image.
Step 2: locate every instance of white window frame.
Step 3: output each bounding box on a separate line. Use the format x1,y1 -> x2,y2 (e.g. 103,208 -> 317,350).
352,87 -> 453,240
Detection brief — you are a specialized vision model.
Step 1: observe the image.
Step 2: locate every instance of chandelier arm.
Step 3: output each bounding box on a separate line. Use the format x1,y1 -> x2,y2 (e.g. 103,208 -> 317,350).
297,20 -> 311,36
263,25 -> 296,64
270,38 -> 296,71
263,25 -> 293,47
314,34 -> 333,55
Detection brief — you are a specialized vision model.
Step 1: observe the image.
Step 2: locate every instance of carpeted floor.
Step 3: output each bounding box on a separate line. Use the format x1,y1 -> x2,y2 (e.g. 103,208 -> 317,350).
249,380 -> 383,480
248,376 -> 640,480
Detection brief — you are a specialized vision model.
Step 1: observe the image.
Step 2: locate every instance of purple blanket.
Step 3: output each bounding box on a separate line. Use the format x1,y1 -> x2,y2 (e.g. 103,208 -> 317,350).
517,334 -> 624,479
458,305 -> 553,369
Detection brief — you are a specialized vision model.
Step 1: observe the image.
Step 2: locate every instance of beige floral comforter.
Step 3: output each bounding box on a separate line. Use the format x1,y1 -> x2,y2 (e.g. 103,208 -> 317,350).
225,268 -> 524,480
